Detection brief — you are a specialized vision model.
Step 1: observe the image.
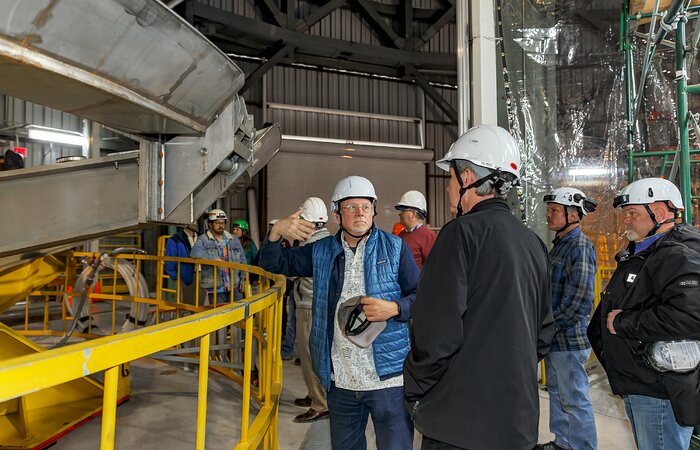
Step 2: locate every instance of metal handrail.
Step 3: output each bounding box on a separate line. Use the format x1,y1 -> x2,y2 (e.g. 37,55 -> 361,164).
0,252 -> 285,450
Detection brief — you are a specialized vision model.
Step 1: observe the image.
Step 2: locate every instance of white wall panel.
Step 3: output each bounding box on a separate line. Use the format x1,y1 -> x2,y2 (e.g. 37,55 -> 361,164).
267,151 -> 427,235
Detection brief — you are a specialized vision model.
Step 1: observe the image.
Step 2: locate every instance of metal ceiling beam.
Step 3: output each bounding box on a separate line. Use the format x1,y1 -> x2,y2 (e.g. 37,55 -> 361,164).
217,43 -> 456,84
254,0 -> 287,27
414,6 -> 456,50
285,0 -> 295,29
193,4 -> 455,70
291,53 -> 404,77
241,44 -> 295,93
403,0 -> 413,41
405,64 -> 458,124
349,0 -> 404,48
367,2 -> 447,21
295,0 -> 346,33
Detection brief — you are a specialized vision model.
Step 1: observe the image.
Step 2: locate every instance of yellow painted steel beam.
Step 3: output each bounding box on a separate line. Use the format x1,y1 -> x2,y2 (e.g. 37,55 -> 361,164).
0,323 -> 114,450
0,255 -> 67,313
0,288 -> 281,402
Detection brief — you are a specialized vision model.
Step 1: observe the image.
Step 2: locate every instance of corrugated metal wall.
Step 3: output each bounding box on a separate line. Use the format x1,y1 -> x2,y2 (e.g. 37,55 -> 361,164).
0,95 -> 83,167
218,0 -> 458,228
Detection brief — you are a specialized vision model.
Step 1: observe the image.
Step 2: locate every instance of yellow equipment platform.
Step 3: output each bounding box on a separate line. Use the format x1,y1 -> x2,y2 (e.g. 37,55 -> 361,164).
0,324 -> 130,449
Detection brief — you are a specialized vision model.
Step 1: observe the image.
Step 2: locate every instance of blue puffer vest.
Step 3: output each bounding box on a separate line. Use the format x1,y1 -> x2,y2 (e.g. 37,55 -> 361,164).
310,228 -> 409,390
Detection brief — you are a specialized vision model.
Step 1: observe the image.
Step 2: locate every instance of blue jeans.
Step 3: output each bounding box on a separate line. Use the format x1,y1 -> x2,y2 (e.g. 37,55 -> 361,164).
327,384 -> 413,450
544,349 -> 597,450
281,292 -> 296,357
623,395 -> 694,450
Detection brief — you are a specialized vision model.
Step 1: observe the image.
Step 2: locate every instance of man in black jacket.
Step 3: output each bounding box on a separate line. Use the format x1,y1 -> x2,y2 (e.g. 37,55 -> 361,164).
588,177 -> 700,450
404,124 -> 555,450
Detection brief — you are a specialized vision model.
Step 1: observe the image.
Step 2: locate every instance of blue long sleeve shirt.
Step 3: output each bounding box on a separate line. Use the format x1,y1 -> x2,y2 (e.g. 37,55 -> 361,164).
259,229 -> 419,347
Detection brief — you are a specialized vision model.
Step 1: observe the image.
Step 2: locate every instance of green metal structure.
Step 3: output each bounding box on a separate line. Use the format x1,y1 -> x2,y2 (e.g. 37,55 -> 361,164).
622,0 -> 699,223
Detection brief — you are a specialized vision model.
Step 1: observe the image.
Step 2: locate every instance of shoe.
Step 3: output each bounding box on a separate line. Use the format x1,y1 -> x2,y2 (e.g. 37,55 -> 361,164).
293,408 -> 329,423
281,353 -> 293,361
294,396 -> 311,407
293,358 -> 301,366
119,319 -> 137,334
534,442 -> 569,450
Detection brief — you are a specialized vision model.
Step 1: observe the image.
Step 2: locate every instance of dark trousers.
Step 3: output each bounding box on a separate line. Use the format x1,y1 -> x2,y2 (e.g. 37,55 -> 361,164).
421,435 -> 467,449
327,383 -> 413,450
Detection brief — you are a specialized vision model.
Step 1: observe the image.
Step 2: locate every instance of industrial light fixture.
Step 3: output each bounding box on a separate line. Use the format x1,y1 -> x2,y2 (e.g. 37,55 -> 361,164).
26,125 -> 86,147
281,134 -> 423,150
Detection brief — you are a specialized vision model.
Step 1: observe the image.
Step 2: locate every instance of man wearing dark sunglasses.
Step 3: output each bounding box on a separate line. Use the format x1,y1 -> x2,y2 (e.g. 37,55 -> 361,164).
259,176 -> 420,449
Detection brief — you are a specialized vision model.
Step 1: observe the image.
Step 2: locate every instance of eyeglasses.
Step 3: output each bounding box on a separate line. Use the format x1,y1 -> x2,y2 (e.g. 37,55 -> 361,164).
211,220 -> 226,226
341,204 -> 373,214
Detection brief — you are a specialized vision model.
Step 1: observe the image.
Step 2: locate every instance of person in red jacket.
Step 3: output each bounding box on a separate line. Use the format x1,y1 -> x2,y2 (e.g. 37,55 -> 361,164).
395,190 -> 436,269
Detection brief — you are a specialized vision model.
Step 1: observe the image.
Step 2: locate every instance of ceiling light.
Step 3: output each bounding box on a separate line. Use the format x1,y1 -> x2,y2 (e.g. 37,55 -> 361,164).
27,125 -> 86,147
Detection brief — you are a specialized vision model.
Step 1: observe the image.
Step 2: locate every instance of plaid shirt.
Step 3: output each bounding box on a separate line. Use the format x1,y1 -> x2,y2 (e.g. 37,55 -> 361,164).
549,227 -> 596,351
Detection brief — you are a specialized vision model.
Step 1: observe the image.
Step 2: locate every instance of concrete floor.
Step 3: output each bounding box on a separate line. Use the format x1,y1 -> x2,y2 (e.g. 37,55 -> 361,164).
49,356 -> 636,449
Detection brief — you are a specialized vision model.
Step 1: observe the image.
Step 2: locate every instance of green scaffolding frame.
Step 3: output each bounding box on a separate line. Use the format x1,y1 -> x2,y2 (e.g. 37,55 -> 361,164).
622,0 -> 699,223
623,4 -> 700,446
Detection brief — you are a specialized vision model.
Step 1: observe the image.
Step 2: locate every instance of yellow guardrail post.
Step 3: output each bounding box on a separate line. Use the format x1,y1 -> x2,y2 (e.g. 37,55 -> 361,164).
272,286 -> 283,449
240,313 -> 254,447
196,334 -> 211,450
100,365 -> 120,450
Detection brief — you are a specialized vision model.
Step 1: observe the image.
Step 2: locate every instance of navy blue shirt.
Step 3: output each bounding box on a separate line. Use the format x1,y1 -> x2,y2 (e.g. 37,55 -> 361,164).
259,228 -> 419,347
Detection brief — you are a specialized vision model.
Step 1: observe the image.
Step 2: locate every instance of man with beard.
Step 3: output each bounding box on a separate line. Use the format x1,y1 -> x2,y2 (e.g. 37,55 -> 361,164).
259,176 -> 420,449
588,178 -> 700,450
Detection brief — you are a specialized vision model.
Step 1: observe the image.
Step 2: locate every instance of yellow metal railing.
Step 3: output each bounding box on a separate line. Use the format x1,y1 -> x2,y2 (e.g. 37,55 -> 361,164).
0,252 -> 285,450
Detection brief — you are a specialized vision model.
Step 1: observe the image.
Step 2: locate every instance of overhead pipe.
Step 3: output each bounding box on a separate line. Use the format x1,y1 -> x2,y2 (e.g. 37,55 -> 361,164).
280,138 -> 434,162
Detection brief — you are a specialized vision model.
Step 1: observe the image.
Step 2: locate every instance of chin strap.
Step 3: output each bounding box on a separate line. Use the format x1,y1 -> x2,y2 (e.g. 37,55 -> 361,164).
643,204 -> 676,237
450,162 -> 512,217
556,207 -> 580,234
451,163 -> 468,217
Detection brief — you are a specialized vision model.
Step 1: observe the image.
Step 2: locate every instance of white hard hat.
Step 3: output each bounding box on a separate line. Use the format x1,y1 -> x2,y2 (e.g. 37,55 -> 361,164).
395,190 -> 427,216
613,178 -> 684,210
436,124 -> 521,179
331,176 -> 377,212
544,187 -> 597,215
208,209 -> 227,221
300,197 -> 328,223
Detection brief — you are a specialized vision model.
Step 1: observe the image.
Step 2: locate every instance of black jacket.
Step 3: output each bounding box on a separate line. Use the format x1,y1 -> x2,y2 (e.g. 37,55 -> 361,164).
404,198 -> 554,450
588,223 -> 700,426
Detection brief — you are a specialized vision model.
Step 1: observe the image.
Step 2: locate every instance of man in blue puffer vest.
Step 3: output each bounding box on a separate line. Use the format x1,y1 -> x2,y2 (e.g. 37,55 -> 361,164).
259,176 -> 420,450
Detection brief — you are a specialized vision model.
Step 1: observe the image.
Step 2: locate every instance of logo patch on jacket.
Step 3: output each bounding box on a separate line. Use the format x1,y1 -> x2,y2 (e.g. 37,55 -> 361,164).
678,278 -> 699,288
626,273 -> 637,283
377,259 -> 387,265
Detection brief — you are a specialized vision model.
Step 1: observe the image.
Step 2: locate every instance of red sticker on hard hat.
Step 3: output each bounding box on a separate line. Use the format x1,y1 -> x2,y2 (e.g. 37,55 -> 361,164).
510,163 -> 518,170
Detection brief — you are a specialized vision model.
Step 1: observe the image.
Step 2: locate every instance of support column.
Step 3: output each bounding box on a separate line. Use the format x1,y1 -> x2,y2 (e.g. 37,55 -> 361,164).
456,0 -> 470,134
675,11 -> 693,223
471,0 -> 498,126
